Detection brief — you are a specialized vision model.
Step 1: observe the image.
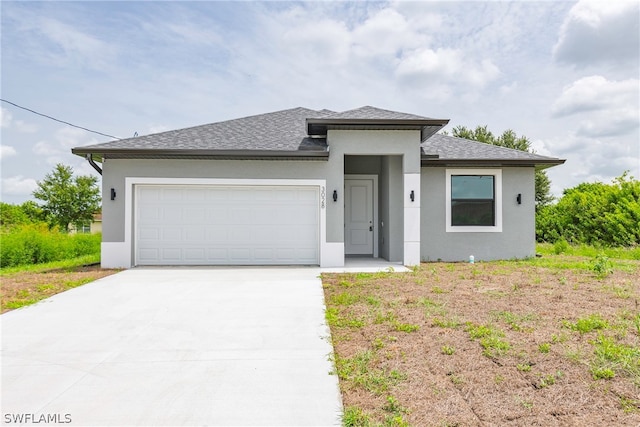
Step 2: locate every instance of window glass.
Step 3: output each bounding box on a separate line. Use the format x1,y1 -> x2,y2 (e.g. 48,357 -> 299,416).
451,175 -> 495,226
451,175 -> 494,199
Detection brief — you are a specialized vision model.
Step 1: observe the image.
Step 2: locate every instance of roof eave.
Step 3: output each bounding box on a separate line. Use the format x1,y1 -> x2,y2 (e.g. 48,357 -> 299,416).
307,118 -> 450,141
420,158 -> 566,168
71,148 -> 329,162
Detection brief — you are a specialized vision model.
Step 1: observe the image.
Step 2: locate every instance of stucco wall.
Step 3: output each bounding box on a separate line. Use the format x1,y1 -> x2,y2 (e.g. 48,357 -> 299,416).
382,156 -> 404,262
101,129 -> 424,266
326,130 -> 420,255
420,167 -> 536,261
101,158 -> 329,242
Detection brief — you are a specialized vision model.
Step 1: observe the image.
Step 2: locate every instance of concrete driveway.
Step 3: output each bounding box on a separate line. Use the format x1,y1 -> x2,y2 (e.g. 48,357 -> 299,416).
1,267 -> 342,426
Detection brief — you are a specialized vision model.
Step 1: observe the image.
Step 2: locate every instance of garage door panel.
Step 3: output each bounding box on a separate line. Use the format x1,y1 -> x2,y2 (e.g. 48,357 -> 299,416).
163,207 -> 182,221
185,248 -> 206,261
138,228 -> 159,240
299,188 -> 318,200
161,248 -> 182,261
184,207 -> 206,222
208,248 -> 228,261
162,228 -> 182,241
139,206 -> 161,221
136,185 -> 319,265
205,226 -> 228,240
185,188 -> 206,201
254,248 -> 274,261
206,188 -> 229,201
138,248 -> 159,261
230,248 -> 252,262
162,188 -> 183,201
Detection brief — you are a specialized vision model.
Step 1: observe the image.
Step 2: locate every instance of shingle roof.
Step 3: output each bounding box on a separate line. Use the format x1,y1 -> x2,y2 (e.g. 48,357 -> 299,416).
314,105 -> 436,121
305,106 -> 449,141
71,106 -> 564,166
421,134 -> 564,167
77,107 -> 329,153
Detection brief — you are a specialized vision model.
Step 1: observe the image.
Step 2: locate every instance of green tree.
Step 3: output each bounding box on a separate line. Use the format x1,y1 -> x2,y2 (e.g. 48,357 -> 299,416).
32,164 -> 101,232
0,201 -> 44,229
452,125 -> 553,208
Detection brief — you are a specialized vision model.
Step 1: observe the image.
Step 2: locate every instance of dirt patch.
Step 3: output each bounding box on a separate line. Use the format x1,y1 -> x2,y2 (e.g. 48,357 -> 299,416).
1,264 -> 119,313
323,259 -> 640,426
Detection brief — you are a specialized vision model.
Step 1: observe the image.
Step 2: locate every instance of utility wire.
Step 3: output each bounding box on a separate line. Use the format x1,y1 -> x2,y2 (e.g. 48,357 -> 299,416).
1,98 -> 121,140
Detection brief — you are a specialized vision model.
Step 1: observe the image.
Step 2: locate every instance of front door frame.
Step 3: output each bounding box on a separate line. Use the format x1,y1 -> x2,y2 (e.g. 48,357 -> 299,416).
344,174 -> 378,258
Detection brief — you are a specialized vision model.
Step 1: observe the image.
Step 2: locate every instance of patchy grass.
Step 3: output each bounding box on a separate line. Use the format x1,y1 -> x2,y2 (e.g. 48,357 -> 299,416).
1,256 -> 118,313
323,250 -> 640,426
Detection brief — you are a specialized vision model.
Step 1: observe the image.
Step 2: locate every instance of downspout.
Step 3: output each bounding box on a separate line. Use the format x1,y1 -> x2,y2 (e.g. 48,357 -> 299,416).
85,154 -> 102,175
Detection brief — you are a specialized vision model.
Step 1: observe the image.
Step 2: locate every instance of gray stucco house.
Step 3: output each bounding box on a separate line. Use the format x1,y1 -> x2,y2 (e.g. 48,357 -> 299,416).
72,106 -> 564,268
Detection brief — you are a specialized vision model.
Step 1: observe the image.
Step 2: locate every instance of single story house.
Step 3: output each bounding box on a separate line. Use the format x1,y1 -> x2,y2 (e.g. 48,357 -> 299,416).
69,213 -> 102,235
72,106 -> 564,268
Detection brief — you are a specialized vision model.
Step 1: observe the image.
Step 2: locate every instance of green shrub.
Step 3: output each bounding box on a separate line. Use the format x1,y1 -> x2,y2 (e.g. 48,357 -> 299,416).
591,253 -> 614,278
537,173 -> 640,247
0,224 -> 100,268
553,239 -> 570,254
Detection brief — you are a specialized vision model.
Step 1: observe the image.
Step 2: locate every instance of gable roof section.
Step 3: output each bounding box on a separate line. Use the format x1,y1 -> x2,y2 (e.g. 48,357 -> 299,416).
72,107 -> 332,161
306,106 -> 449,141
421,134 -> 565,168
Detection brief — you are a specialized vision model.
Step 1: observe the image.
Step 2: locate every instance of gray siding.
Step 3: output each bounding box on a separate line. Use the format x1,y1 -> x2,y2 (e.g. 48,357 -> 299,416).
420,167 -> 536,261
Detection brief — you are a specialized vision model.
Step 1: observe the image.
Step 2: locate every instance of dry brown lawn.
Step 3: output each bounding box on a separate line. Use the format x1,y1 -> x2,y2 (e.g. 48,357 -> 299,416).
1,264 -> 118,313
322,256 -> 640,426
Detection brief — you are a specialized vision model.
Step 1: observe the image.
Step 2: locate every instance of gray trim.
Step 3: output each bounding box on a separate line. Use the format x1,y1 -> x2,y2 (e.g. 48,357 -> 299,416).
71,148 -> 329,162
421,158 -> 565,168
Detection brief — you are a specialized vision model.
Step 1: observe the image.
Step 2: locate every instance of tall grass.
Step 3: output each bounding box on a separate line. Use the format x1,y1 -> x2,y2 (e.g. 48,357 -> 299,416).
0,224 -> 101,268
537,242 -> 640,260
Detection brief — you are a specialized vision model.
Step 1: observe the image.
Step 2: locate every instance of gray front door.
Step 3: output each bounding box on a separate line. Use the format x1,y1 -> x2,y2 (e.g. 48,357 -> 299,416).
345,179 -> 374,255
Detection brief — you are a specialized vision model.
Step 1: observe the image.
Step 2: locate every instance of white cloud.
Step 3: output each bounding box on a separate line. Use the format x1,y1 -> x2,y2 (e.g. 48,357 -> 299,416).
0,145 -> 17,160
552,76 -> 639,116
551,76 -> 639,137
32,127 -> 99,165
396,48 -> 500,90
0,107 -> 38,132
280,17 -> 351,66
352,7 -> 427,58
1,175 -> 38,196
0,107 -> 12,128
576,111 -> 639,138
554,0 -> 640,67
537,131 -> 639,197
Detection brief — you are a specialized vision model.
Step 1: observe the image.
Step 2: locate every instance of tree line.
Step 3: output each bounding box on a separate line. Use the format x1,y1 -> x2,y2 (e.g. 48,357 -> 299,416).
1,164 -> 100,232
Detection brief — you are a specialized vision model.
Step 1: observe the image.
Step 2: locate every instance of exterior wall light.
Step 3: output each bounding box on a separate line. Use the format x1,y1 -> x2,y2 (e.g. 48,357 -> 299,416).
333,190 -> 338,202
111,188 -> 116,201
516,193 -> 522,205
410,190 -> 415,202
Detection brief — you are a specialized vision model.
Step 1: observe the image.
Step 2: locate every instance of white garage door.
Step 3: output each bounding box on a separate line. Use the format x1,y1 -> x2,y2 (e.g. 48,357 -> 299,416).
135,185 -> 319,265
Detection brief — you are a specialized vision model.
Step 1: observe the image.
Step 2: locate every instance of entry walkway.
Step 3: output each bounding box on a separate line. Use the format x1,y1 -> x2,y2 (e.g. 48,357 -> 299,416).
320,257 -> 410,273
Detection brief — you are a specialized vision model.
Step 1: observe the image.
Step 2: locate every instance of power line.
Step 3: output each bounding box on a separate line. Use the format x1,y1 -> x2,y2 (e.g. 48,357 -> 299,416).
1,98 -> 121,140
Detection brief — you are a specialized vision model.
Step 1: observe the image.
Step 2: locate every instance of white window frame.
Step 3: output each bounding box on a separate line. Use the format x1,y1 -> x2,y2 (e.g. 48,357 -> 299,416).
446,168 -> 502,233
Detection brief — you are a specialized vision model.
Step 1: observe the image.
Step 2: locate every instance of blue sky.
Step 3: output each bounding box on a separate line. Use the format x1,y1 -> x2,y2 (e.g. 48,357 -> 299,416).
2,0 -> 639,204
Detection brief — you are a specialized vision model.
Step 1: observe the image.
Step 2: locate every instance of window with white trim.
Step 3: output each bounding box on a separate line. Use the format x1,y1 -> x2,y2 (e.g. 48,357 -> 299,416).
446,169 -> 502,232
